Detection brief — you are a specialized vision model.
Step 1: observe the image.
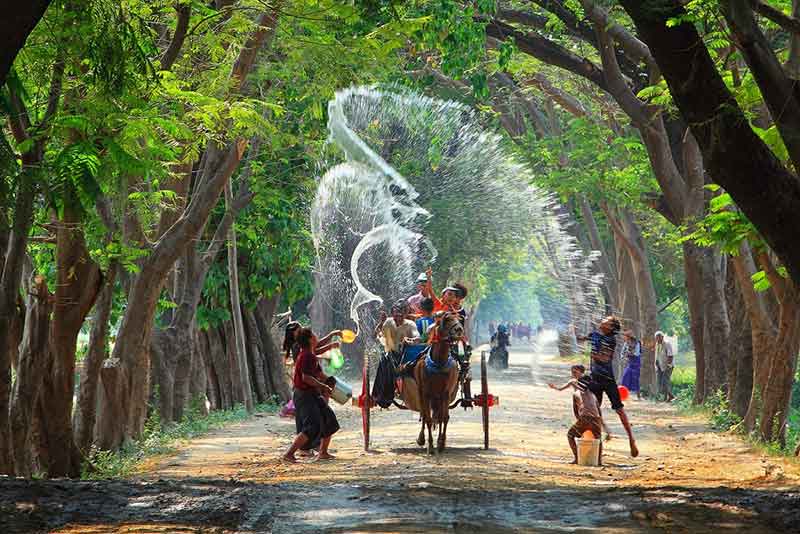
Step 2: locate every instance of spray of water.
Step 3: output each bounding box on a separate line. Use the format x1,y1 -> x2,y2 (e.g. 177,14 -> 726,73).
311,85 -> 603,362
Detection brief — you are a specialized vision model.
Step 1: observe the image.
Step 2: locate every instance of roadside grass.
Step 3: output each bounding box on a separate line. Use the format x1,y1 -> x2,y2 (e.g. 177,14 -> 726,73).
83,398 -> 279,480
671,365 -> 800,458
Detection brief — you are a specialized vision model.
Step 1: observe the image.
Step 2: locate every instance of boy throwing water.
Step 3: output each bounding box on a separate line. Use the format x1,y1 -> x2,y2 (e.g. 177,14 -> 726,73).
577,316 -> 639,457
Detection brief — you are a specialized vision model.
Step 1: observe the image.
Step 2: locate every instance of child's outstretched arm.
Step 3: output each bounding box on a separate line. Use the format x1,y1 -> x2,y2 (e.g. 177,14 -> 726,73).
548,378 -> 576,391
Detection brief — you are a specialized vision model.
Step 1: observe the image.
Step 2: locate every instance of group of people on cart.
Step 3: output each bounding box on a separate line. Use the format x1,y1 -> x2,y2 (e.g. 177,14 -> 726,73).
372,268 -> 473,409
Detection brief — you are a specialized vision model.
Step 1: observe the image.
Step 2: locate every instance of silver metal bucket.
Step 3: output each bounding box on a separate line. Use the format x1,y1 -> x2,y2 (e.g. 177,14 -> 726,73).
329,376 -> 353,405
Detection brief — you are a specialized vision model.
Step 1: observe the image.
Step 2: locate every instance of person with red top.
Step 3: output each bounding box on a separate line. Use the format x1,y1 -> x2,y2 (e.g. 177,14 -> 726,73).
422,268 -> 469,330
422,267 -> 474,405
282,328 -> 341,463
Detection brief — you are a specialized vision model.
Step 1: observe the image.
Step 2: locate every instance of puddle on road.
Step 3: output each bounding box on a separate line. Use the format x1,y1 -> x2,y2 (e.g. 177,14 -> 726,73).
267,483 -> 625,534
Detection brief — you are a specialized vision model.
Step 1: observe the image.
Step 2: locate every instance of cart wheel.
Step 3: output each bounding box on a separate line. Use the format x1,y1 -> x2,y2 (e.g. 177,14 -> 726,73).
361,362 -> 371,451
481,351 -> 489,450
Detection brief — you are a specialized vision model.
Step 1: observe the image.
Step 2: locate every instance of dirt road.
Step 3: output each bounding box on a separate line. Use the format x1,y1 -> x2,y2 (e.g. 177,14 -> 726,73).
5,342 -> 800,533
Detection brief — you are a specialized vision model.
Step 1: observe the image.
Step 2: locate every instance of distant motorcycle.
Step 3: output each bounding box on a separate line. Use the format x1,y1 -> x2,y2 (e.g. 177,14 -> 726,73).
488,327 -> 510,370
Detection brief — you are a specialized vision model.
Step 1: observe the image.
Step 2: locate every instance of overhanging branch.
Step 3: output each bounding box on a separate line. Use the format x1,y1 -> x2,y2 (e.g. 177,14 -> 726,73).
486,18 -> 610,92
753,0 -> 800,35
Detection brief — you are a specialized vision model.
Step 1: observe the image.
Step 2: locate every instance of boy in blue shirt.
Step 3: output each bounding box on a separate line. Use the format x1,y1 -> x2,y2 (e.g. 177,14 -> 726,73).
577,316 -> 639,458
415,298 -> 436,343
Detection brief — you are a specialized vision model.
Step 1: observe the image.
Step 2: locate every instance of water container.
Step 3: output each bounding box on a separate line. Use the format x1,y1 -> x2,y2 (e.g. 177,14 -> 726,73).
328,376 -> 353,405
577,438 -> 601,466
340,329 -> 357,343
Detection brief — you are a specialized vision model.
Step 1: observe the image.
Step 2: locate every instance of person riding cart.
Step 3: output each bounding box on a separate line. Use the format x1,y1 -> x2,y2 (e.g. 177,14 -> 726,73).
422,268 -> 474,407
371,300 -> 420,408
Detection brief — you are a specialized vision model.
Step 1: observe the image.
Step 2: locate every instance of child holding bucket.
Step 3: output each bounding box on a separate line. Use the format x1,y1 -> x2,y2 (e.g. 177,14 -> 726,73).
549,364 -> 612,441
550,365 -> 606,464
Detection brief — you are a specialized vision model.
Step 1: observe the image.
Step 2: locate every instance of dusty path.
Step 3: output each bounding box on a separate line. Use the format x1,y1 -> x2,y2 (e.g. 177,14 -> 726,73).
5,342 -> 800,533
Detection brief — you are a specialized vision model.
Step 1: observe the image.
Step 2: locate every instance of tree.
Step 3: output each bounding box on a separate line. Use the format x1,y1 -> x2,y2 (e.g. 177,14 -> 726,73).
618,0 -> 800,286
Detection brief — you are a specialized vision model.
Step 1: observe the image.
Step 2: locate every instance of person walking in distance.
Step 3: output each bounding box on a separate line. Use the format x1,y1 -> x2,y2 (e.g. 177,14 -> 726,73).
654,331 -> 675,402
620,330 -> 642,401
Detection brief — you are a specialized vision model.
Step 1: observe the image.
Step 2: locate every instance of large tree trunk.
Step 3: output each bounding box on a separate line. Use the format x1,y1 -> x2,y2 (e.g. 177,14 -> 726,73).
188,328 -> 208,415
197,328 -> 220,411
150,329 -> 177,424
700,247 -> 730,400
757,289 -> 800,443
155,181 -> 250,424
210,323 -> 234,410
255,295 -> 291,401
95,358 -> 128,450
0,170 -> 37,474
753,251 -> 800,443
73,262 -> 117,453
96,140 -> 246,446
9,275 -> 52,477
683,242 -> 707,404
731,242 -> 778,432
243,307 -> 269,403
725,257 -> 753,417
96,8 -> 279,448
41,195 -> 103,477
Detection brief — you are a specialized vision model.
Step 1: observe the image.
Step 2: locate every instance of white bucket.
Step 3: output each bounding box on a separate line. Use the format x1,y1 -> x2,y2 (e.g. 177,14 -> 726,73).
577,438 -> 601,466
329,377 -> 353,405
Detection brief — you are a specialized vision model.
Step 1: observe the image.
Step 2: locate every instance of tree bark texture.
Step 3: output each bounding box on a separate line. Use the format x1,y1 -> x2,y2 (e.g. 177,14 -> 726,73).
0,169 -> 38,474
700,247 -> 731,400
41,196 -> 102,477
681,242 -> 707,404
729,241 -> 800,442
9,275 -> 52,477
255,295 -> 291,401
73,262 -> 117,453
725,256 -> 753,417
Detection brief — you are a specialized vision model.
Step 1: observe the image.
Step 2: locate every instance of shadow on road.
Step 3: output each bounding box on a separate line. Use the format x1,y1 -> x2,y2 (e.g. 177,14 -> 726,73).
3,476 -> 800,533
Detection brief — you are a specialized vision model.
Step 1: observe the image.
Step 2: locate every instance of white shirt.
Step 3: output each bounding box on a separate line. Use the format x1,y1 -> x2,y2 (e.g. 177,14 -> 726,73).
381,318 -> 419,353
655,340 -> 673,370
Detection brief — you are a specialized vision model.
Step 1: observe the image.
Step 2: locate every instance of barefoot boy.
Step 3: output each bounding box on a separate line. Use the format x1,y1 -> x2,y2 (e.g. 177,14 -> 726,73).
549,364 -> 612,440
577,316 -> 639,458
550,365 -> 606,464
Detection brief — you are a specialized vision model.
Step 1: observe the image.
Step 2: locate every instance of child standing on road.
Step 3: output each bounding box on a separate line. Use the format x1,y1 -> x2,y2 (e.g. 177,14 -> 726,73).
549,365 -> 611,460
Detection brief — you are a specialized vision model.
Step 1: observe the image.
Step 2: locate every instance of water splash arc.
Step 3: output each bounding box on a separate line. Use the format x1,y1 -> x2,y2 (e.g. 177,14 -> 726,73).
311,85 -> 603,347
